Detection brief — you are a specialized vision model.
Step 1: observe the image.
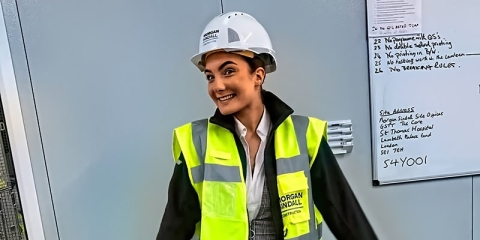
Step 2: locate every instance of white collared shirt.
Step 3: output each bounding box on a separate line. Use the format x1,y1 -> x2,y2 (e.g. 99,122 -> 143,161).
233,106 -> 271,222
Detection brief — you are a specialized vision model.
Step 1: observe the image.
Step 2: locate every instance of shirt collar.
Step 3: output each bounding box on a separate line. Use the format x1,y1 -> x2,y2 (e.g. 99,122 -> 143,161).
233,106 -> 271,141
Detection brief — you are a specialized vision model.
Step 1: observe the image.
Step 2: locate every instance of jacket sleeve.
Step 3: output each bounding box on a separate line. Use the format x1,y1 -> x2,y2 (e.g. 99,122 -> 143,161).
310,136 -> 378,240
157,153 -> 201,240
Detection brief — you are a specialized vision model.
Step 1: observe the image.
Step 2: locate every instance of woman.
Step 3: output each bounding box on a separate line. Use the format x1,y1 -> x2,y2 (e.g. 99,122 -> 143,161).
157,11 -> 377,240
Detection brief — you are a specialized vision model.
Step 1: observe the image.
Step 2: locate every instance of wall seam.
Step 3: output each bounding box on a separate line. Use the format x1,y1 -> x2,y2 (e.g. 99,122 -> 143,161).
12,0 -> 61,239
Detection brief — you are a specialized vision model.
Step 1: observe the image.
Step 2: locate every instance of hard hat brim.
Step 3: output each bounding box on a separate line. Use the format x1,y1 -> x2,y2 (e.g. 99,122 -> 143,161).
191,48 -> 276,73
190,48 -> 259,72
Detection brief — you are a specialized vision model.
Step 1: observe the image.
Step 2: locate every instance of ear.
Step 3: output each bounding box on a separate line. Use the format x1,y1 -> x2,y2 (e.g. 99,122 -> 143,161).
254,67 -> 266,86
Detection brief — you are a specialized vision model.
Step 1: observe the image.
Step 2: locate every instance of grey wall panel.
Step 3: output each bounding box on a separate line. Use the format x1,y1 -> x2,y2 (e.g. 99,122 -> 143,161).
224,1 -> 473,239
1,0 -> 59,239
475,176 -> 479,240
15,1 -> 220,239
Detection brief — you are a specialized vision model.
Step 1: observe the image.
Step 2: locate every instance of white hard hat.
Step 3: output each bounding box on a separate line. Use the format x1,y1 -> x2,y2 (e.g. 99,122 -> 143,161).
191,11 -> 277,73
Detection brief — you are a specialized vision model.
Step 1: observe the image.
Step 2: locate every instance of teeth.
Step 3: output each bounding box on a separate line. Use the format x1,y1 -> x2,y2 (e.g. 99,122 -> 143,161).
219,94 -> 235,101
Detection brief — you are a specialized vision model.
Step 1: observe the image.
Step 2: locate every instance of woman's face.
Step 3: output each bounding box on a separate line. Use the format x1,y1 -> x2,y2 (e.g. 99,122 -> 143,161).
204,52 -> 264,115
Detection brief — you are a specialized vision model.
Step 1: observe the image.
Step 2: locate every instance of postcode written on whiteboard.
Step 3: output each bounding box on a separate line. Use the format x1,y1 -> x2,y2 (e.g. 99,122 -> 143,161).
377,107 -> 444,169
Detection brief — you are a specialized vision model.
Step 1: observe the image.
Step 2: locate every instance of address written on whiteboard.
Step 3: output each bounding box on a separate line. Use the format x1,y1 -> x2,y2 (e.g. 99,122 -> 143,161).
377,107 -> 444,169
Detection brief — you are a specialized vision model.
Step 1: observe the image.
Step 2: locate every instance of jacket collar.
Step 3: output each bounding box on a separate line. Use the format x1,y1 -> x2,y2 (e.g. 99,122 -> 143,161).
209,90 -> 294,133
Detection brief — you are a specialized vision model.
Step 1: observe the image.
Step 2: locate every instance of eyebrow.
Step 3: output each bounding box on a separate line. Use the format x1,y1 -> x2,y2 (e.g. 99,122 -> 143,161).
204,61 -> 237,73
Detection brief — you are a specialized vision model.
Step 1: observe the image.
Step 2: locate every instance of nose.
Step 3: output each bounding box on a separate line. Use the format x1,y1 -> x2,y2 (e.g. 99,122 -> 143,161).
211,78 -> 225,93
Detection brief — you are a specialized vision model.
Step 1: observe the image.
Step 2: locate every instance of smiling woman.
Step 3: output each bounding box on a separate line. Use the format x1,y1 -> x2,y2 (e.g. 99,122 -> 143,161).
204,52 -> 265,122
157,11 -> 378,240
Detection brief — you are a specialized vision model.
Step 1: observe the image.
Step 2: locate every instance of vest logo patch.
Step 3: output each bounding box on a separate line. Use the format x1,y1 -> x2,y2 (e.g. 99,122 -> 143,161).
280,192 -> 303,218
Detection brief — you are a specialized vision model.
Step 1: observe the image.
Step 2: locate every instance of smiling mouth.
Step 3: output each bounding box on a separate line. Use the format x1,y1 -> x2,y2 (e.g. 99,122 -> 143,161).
218,94 -> 236,102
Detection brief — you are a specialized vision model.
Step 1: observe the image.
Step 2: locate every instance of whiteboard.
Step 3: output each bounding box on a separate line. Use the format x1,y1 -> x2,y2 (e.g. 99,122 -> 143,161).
367,0 -> 480,185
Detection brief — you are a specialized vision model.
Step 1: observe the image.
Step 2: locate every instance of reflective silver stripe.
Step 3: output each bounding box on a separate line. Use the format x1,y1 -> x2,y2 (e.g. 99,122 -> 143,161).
291,115 -> 309,158
192,119 -> 208,161
317,222 -> 322,239
276,154 -> 309,175
190,119 -> 207,184
293,116 -> 319,239
204,164 -> 242,182
192,162 -> 242,183
191,166 -> 204,184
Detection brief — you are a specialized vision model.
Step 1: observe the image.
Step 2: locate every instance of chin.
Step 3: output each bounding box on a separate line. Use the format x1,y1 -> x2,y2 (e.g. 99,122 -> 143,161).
217,106 -> 240,116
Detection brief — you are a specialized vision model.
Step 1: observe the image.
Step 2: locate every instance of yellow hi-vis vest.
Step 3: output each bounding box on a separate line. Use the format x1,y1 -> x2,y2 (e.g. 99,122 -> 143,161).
172,115 -> 327,240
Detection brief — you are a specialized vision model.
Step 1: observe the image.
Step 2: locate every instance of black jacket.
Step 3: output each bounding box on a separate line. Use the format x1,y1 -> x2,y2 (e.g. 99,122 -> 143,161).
157,90 -> 377,240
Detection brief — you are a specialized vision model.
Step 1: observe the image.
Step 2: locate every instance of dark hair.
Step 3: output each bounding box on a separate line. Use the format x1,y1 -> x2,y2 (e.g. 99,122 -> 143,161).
242,55 -> 267,84
242,55 -> 266,104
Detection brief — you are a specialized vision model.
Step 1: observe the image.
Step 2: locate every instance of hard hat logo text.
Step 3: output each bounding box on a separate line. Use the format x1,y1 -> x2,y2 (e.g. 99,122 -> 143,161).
202,29 -> 219,46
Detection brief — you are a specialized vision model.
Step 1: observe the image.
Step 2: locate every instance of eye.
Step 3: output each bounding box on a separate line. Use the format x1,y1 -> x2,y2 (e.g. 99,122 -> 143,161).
205,74 -> 214,81
224,68 -> 235,75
